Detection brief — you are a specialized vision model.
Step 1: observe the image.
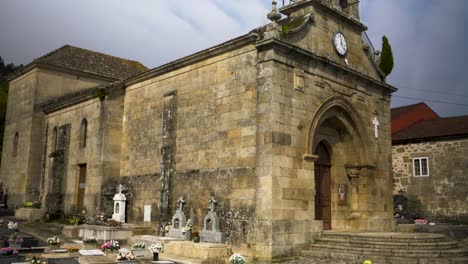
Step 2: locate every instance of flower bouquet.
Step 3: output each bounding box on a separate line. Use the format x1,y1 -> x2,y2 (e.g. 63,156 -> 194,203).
130,242 -> 147,257
8,233 -> 23,248
116,250 -> 136,263
148,243 -> 163,261
26,254 -> 44,264
0,247 -> 19,256
7,221 -> 18,231
47,236 -> 61,249
99,240 -> 120,254
181,219 -> 192,235
66,246 -> 80,257
192,230 -> 200,243
228,253 -> 246,264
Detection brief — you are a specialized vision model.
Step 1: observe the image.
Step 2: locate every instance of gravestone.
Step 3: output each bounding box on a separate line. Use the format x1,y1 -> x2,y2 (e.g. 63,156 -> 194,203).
167,197 -> 190,240
200,197 -> 225,243
112,184 -> 127,222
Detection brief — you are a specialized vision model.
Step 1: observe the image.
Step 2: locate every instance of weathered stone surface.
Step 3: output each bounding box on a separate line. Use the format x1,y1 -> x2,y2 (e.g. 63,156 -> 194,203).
392,139 -> 468,221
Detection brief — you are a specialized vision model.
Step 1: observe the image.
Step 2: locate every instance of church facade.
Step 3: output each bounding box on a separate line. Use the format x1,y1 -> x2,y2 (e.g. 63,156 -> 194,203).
1,0 -> 396,259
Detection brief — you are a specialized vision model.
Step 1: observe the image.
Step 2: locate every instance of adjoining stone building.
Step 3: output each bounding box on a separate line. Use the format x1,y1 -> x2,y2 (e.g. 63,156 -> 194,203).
392,103 -> 468,222
1,0 -> 397,259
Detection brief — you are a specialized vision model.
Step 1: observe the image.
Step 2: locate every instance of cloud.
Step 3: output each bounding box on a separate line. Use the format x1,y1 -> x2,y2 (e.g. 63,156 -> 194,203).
361,0 -> 468,117
1,0 -> 466,116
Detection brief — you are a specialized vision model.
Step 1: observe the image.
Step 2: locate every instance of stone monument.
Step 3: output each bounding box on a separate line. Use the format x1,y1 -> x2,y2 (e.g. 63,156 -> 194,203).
167,197 -> 190,240
112,184 -> 126,223
200,197 -> 224,243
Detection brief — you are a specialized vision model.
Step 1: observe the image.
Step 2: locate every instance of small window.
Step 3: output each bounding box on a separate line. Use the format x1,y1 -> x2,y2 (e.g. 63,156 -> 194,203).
12,132 -> 19,157
52,127 -> 58,151
339,0 -> 348,9
80,118 -> 88,148
413,157 -> 429,177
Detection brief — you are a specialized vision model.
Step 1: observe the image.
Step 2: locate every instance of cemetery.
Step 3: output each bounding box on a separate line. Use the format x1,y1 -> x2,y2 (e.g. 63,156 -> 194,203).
0,0 -> 467,263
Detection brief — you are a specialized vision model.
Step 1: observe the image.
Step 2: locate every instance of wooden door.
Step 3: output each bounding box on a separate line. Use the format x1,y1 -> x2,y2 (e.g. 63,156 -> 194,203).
77,164 -> 87,211
314,142 -> 332,230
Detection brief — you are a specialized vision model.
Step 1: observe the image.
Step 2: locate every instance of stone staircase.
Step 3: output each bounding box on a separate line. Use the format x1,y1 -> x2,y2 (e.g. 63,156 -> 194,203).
303,231 -> 468,264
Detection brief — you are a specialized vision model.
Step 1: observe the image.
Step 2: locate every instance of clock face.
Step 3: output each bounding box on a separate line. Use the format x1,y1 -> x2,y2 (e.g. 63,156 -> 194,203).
333,32 -> 348,56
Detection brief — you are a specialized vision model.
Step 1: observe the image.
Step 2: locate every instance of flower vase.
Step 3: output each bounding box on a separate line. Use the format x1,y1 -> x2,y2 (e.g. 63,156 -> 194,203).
153,252 -> 159,261
193,236 -> 200,243
9,242 -> 21,249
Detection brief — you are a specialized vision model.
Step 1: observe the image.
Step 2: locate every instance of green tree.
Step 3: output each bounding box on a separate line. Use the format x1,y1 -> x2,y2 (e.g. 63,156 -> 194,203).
378,36 -> 394,77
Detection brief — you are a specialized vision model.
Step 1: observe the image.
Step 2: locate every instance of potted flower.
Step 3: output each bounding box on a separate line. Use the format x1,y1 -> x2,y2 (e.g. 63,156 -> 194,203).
228,253 -> 246,264
0,247 -> 23,263
100,240 -> 120,255
181,219 -> 192,235
130,242 -> 146,257
148,243 -> 163,261
7,221 -> 18,231
115,250 -> 136,263
7,233 -> 24,249
25,254 -> 43,264
66,246 -> 80,257
47,236 -> 61,250
192,230 -> 200,243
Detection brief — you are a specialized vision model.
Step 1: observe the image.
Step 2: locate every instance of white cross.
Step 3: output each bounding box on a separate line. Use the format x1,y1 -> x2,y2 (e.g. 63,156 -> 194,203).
373,117 -> 380,139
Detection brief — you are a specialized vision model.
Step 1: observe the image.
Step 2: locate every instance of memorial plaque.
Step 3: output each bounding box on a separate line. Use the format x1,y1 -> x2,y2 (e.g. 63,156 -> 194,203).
144,205 -> 151,222
338,184 -> 347,206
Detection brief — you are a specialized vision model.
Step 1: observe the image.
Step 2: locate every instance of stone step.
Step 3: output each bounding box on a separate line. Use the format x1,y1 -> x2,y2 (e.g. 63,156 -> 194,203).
308,243 -> 468,258
316,237 -> 460,250
321,232 -> 448,243
303,249 -> 468,264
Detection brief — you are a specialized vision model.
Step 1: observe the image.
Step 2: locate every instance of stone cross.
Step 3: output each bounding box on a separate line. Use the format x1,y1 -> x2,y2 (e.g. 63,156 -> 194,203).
117,184 -> 124,194
209,197 -> 217,212
373,117 -> 380,139
177,196 -> 185,212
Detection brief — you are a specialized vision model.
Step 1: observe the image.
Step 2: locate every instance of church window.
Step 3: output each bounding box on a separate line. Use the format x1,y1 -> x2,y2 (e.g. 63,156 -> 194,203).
52,127 -> 58,151
413,157 -> 429,177
80,118 -> 88,148
12,132 -> 18,157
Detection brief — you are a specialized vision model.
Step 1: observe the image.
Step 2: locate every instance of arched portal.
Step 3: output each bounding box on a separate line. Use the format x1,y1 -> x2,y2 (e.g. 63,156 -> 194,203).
307,96 -> 371,231
314,141 -> 332,230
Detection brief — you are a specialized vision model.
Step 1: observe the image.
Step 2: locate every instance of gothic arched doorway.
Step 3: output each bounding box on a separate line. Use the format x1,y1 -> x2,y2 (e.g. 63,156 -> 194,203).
314,141 -> 332,230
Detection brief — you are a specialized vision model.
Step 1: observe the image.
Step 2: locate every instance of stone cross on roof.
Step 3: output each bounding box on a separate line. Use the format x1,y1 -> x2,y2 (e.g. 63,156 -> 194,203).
117,184 -> 124,194
177,196 -> 185,212
209,196 -> 217,212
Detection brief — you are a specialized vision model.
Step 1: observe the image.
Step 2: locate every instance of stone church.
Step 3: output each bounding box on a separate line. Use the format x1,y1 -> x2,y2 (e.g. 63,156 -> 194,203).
1,0 -> 396,259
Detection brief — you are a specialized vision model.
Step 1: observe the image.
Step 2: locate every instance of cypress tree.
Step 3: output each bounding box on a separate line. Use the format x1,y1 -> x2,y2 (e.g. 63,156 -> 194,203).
379,36 -> 394,77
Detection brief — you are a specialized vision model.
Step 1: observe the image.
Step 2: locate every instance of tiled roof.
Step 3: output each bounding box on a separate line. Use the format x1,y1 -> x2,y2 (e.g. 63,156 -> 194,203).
391,103 -> 426,121
391,102 -> 440,134
32,45 -> 148,80
392,115 -> 468,142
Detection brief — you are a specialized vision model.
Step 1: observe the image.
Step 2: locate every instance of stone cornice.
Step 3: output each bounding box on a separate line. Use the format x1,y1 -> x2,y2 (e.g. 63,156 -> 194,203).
41,82 -> 123,114
279,0 -> 367,31
7,61 -> 117,83
392,134 -> 468,145
255,38 -> 397,93
125,33 -> 259,87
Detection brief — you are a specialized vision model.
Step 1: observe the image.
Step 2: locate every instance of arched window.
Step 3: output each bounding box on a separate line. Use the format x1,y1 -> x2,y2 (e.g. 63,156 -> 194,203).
52,127 -> 58,151
12,132 -> 18,157
80,118 -> 88,148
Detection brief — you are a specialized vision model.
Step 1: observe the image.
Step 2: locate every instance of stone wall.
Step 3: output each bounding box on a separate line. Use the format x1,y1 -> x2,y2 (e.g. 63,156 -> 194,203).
43,86 -> 124,215
0,68 -> 105,208
121,46 -> 258,254
392,138 -> 468,221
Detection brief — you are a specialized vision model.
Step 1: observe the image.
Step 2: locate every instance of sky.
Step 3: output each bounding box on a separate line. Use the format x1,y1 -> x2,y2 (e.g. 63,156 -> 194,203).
0,0 -> 467,117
